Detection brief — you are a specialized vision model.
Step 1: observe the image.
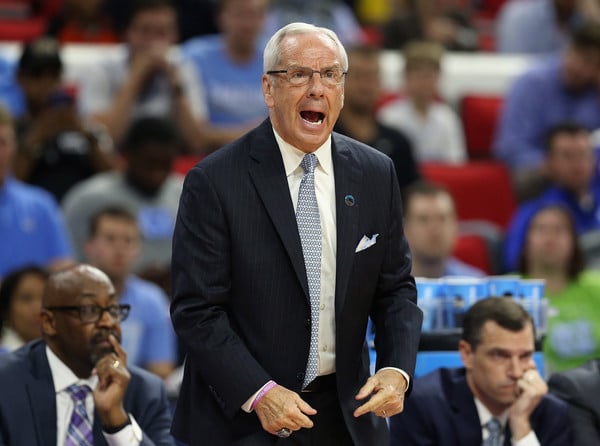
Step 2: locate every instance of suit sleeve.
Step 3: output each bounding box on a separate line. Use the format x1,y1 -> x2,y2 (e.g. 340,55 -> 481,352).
370,157 -> 422,383
389,394 -> 438,446
131,373 -> 176,446
170,166 -> 271,418
548,372 -> 599,446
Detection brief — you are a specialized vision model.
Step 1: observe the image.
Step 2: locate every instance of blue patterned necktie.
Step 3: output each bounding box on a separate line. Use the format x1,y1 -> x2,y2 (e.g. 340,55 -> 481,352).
296,153 -> 321,388
483,418 -> 502,446
66,384 -> 94,446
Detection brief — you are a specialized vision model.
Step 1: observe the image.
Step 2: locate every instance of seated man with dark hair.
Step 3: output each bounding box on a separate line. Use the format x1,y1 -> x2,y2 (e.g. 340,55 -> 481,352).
548,358 -> 600,446
390,297 -> 571,446
0,264 -> 174,445
62,116 -> 183,293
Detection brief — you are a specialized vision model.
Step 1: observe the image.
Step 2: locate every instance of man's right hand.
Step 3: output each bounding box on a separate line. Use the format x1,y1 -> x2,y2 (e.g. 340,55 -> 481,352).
508,368 -> 548,441
254,385 -> 316,436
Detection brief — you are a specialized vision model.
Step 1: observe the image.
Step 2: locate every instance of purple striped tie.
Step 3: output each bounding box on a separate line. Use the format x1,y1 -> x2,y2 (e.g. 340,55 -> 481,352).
66,384 -> 94,446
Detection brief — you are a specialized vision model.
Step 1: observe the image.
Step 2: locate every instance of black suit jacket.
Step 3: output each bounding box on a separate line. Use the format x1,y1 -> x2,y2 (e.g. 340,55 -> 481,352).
0,340 -> 174,446
170,119 -> 423,445
389,367 -> 572,446
549,359 -> 600,446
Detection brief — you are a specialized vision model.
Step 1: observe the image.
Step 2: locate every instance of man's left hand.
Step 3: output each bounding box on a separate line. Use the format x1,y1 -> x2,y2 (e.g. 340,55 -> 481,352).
353,369 -> 408,418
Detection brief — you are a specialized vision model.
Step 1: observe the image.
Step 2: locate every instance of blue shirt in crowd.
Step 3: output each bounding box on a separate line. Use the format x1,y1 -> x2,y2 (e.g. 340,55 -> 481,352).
120,275 -> 176,368
494,56 -> 600,169
0,177 -> 72,278
503,186 -> 600,271
182,35 -> 267,126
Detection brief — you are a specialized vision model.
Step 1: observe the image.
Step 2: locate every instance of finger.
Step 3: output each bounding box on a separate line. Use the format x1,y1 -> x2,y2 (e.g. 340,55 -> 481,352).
295,397 -> 317,416
355,378 -> 377,401
108,335 -> 127,362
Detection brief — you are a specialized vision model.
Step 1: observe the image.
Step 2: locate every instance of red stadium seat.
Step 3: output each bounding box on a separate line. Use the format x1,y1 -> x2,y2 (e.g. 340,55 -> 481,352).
452,233 -> 493,275
421,161 -> 516,230
460,94 -> 504,159
172,154 -> 205,176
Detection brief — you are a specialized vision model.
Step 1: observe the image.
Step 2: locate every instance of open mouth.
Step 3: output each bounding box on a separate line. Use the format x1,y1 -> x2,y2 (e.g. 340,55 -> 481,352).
300,110 -> 325,125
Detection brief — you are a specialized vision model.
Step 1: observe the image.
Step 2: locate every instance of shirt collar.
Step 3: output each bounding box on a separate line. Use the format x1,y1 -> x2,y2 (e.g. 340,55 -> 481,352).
272,128 -> 333,178
474,397 -> 509,428
46,345 -> 98,394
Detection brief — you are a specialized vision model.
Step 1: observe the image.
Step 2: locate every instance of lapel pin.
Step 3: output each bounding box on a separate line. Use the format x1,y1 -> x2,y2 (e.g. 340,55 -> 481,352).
344,195 -> 355,207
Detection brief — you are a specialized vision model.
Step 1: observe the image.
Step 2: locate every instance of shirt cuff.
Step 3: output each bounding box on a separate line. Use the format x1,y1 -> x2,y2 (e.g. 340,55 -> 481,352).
103,414 -> 142,446
512,429 -> 540,446
242,381 -> 272,413
378,367 -> 410,390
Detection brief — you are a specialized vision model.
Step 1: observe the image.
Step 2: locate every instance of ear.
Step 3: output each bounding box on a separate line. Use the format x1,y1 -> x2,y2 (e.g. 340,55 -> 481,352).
262,75 -> 274,109
459,339 -> 473,369
40,310 -> 57,337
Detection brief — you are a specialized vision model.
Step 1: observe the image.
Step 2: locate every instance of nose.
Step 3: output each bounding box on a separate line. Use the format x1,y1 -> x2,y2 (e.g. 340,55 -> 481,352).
307,72 -> 325,97
96,308 -> 118,327
507,356 -> 524,379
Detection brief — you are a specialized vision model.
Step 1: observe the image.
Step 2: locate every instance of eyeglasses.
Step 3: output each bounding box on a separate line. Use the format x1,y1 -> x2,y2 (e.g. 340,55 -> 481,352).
266,66 -> 347,87
45,304 -> 131,323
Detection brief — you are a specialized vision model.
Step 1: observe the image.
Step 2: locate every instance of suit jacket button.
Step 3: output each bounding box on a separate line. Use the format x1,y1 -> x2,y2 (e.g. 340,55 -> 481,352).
305,318 -> 311,328
297,372 -> 305,382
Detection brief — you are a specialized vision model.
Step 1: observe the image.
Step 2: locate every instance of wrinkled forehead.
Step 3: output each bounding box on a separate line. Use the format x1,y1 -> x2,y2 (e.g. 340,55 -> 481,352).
279,33 -> 344,68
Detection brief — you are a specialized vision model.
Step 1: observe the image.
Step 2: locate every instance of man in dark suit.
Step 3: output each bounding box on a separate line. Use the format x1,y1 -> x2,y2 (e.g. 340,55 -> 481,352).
0,264 -> 174,445
170,22 -> 423,445
549,358 -> 600,446
390,297 -> 571,446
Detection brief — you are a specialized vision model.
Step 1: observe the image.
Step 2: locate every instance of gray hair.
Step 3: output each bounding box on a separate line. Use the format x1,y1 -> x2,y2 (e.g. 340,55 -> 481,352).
263,22 -> 349,73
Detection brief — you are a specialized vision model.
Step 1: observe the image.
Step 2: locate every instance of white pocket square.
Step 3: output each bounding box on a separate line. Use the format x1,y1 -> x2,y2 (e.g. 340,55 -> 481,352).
355,234 -> 379,253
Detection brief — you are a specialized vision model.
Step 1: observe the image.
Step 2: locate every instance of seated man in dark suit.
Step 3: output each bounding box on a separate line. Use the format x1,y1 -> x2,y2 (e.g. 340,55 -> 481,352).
390,297 -> 572,446
0,264 -> 174,445
548,358 -> 600,446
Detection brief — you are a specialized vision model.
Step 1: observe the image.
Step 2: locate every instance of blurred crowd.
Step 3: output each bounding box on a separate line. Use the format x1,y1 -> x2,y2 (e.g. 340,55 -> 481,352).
1,0 -> 600,415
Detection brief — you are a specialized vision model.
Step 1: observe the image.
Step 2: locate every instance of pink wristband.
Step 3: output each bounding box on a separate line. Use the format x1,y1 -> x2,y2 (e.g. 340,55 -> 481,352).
252,380 -> 278,410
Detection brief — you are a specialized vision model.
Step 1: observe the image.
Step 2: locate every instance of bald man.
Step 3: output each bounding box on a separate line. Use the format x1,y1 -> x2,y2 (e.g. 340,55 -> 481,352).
0,264 -> 174,446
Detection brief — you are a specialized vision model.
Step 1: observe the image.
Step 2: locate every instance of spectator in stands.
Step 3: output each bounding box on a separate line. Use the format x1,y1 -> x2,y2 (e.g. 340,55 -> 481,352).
516,203 -> 600,373
493,23 -> 600,201
46,0 -> 120,44
497,0 -> 600,54
181,0 -> 269,151
78,0 -> 207,153
334,45 -> 420,193
84,206 -> 176,379
0,266 -> 48,352
381,0 -> 479,52
378,41 -> 467,164
0,55 -> 24,118
403,181 -> 486,278
503,123 -> 600,271
13,37 -> 115,202
0,264 -> 175,445
62,116 -> 182,294
548,358 -> 600,446
390,296 -> 571,445
0,105 -> 73,279
264,0 -> 364,46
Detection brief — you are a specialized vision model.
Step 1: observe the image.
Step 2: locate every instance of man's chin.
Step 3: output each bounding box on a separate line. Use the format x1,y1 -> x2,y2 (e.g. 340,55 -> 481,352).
90,346 -> 116,365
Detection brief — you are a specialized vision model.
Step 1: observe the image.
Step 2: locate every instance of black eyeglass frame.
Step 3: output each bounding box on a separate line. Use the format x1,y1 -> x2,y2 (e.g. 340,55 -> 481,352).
44,304 -> 131,323
266,66 -> 347,86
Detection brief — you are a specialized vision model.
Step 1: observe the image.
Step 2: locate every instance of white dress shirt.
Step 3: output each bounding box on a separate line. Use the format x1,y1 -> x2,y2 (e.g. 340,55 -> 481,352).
46,346 -> 142,445
475,397 -> 539,446
242,129 -> 408,412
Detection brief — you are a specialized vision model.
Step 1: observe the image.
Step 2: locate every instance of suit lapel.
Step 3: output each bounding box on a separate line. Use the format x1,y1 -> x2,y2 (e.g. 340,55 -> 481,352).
248,120 -> 309,299
27,341 -> 59,445
448,371 -> 483,445
332,134 -> 361,316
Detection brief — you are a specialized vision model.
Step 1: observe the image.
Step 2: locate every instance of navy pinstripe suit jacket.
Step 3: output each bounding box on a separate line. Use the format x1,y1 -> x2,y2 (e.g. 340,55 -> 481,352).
170,119 -> 422,445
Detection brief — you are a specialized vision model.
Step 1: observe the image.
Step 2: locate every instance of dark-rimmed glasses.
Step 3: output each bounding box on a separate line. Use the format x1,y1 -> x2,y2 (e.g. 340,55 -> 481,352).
266,66 -> 347,87
45,304 -> 131,323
